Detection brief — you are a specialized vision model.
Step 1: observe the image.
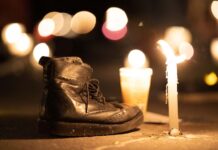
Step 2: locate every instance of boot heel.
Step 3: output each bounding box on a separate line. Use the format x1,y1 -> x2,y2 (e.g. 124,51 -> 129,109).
38,119 -> 50,134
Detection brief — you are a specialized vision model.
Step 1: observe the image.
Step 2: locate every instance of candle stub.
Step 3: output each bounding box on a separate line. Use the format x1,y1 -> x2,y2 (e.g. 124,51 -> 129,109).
119,68 -> 152,120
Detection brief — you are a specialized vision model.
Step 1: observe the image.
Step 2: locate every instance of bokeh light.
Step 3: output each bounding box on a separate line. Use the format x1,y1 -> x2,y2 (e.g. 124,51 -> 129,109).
71,11 -> 96,34
8,33 -> 33,57
102,23 -> 127,40
38,18 -> 55,37
204,72 -> 218,86
32,43 -> 51,63
55,13 -> 72,36
1,23 -> 26,44
178,42 -> 194,60
210,38 -> 218,63
211,1 -> 218,20
127,49 -> 146,68
157,40 -> 193,63
42,12 -> 77,37
105,7 -> 128,31
44,12 -> 65,36
164,26 -> 192,49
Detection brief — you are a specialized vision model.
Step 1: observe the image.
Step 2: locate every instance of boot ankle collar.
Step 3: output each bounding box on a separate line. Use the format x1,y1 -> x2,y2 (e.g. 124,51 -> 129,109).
39,56 -> 83,67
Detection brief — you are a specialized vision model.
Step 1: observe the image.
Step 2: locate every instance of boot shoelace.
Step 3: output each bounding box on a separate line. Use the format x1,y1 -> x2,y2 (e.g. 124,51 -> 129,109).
80,79 -> 106,112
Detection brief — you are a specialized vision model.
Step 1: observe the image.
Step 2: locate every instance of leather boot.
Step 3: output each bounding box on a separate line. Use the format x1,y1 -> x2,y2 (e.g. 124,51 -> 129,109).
38,56 -> 143,136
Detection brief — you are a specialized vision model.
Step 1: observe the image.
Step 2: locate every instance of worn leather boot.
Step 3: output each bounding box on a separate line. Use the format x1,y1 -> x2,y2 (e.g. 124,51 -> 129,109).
38,56 -> 143,136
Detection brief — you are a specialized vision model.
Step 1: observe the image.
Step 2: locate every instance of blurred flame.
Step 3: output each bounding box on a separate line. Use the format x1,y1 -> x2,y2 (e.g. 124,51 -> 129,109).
1,23 -> 26,44
204,72 -> 217,86
211,1 -> 218,20
210,38 -> 218,63
157,40 -> 175,58
126,49 -> 146,68
164,26 -> 192,49
54,13 -> 72,36
157,40 -> 193,63
38,18 -> 55,37
32,43 -> 51,63
43,12 -> 64,36
178,42 -> 194,60
8,33 -> 33,57
102,23 -> 127,40
105,7 -> 128,31
71,11 -> 96,34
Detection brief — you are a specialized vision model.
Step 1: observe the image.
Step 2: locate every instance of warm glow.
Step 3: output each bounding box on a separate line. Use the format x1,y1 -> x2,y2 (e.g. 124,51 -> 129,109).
105,7 -> 128,31
127,49 -> 146,68
211,1 -> 218,20
210,38 -> 218,63
119,67 -> 152,117
8,33 -> 33,57
44,12 -> 65,36
43,12 -> 73,37
164,26 -> 192,49
102,23 -> 127,40
38,18 -> 55,37
33,43 -> 51,62
71,11 -> 96,34
157,40 -> 193,63
204,72 -> 217,86
44,11 -> 59,19
157,40 -> 175,59
54,13 -> 72,36
178,42 -> 194,60
1,23 -> 26,44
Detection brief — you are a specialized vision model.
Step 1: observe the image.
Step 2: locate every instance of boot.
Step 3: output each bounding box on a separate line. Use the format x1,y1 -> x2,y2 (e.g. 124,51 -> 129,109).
38,56 -> 143,136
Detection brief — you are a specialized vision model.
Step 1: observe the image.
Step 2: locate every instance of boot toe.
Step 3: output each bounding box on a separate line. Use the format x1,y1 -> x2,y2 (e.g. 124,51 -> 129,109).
124,105 -> 143,121
105,104 -> 143,123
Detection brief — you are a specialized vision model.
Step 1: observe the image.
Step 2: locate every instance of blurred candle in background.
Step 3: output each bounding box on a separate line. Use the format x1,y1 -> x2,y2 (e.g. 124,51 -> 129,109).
119,49 -> 153,121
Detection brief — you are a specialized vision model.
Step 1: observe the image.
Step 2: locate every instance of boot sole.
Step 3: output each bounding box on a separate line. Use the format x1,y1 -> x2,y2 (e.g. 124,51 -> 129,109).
38,112 -> 143,137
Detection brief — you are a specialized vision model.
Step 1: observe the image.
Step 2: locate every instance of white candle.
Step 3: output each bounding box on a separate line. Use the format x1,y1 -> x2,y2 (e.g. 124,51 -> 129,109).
167,58 -> 179,130
157,40 -> 194,135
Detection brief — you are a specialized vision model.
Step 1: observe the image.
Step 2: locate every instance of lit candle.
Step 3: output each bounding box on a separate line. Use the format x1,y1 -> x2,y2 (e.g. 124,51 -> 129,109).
157,40 -> 194,136
119,49 -> 153,121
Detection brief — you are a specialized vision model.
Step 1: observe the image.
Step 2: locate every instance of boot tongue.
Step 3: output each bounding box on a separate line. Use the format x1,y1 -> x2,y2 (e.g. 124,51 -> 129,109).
39,56 -> 93,89
53,57 -> 93,85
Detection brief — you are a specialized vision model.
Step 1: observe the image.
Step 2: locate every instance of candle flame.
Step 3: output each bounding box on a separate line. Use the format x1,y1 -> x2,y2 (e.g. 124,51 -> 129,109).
157,40 -> 175,59
157,40 -> 193,63
127,49 -> 146,68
